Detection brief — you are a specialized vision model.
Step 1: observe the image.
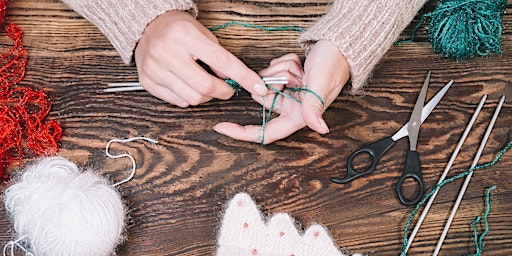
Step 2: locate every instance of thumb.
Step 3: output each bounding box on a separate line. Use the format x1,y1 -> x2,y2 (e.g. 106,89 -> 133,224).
300,85 -> 329,134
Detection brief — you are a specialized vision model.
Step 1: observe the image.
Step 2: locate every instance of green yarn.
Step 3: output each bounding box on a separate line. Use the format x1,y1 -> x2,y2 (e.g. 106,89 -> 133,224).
224,78 -> 243,93
401,138 -> 511,255
400,0 -> 507,60
209,21 -> 304,33
471,186 -> 496,256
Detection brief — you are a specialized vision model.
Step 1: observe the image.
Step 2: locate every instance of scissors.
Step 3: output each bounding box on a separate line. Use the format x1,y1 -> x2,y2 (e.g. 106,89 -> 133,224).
332,71 -> 453,205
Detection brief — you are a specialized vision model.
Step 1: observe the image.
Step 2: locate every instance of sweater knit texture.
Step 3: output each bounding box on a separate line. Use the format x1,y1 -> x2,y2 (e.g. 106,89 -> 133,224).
60,0 -> 198,64
61,0 -> 427,91
298,0 -> 428,92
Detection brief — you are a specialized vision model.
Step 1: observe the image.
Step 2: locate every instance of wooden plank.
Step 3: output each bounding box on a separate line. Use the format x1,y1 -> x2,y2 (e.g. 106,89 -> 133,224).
0,0 -> 511,255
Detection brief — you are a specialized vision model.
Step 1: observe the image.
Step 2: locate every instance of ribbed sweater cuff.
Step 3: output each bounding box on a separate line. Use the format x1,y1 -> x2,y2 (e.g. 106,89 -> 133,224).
298,0 -> 426,92
62,0 -> 198,64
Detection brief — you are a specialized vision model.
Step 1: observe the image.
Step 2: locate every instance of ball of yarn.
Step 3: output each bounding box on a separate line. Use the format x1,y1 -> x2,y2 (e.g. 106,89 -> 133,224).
3,157 -> 126,256
428,0 -> 507,60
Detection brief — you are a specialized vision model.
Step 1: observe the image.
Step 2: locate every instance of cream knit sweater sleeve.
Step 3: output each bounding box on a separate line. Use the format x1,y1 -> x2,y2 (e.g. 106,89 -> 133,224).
62,0 -> 426,91
298,0 -> 428,92
60,0 -> 198,64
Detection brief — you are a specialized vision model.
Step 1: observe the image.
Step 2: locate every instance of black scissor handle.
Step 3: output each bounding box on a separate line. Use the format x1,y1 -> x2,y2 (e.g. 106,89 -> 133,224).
332,137 -> 395,184
396,150 -> 424,206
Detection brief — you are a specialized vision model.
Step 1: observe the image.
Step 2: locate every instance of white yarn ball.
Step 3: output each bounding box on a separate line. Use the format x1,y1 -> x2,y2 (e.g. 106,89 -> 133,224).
4,156 -> 126,256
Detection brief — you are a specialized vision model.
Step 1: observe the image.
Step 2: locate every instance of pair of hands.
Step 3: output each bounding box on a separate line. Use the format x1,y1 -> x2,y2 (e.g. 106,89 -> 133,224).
135,10 -> 350,144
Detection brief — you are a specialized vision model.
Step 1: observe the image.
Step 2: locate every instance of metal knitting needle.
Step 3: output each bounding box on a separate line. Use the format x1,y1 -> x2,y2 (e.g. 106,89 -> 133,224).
104,77 -> 289,92
433,95 -> 505,256
403,95 -> 487,253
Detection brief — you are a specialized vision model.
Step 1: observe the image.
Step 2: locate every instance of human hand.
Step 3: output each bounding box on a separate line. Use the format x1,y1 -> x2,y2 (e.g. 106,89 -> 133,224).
213,40 -> 351,144
134,10 -> 267,107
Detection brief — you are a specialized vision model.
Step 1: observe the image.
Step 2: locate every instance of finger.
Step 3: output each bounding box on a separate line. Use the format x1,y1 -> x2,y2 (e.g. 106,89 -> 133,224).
191,38 -> 267,96
141,79 -> 212,108
213,114 -> 305,145
260,113 -> 306,144
139,63 -> 214,106
269,53 -> 302,67
300,73 -> 340,134
260,59 -> 304,80
251,93 -> 284,114
165,54 -> 236,100
301,91 -> 329,134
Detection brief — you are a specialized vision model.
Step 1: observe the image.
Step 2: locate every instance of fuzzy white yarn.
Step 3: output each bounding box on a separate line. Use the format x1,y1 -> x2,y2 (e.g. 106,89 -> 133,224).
3,156 -> 126,256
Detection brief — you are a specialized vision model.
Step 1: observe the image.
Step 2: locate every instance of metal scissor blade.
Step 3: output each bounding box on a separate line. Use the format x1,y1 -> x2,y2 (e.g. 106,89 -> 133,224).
391,79 -> 453,141
407,71 -> 431,150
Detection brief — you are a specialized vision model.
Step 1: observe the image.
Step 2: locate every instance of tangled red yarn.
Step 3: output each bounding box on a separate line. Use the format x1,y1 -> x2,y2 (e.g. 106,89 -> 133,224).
0,0 -> 62,180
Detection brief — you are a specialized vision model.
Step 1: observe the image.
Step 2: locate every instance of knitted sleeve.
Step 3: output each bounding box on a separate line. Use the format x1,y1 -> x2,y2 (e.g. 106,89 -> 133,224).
60,0 -> 198,64
298,0 -> 428,92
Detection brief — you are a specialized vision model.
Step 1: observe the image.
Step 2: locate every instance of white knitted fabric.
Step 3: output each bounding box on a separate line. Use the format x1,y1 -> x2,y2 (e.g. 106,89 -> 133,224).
217,193 -> 362,256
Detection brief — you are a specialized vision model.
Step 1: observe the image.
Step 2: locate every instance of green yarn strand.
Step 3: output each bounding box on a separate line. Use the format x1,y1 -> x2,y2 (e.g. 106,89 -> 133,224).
471,186 -> 496,256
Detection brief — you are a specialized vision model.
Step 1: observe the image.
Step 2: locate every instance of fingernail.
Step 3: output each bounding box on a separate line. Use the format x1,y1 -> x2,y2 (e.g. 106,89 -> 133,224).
318,117 -> 329,134
212,125 -> 224,135
253,83 -> 267,96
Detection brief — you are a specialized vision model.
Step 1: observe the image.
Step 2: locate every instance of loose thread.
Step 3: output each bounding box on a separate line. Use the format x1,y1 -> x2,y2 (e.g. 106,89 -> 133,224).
471,186 -> 496,256
2,235 -> 33,256
401,138 -> 512,255
105,137 -> 158,187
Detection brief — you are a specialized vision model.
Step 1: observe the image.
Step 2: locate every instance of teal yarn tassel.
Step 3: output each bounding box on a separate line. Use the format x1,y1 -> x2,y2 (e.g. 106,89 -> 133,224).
401,0 -> 507,60
400,138 -> 512,255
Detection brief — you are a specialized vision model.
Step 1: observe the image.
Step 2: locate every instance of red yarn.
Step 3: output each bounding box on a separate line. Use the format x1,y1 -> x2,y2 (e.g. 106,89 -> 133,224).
0,2 -> 62,180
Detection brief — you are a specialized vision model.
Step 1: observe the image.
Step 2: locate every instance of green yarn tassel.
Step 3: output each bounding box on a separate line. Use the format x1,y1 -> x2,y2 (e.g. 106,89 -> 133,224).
401,0 -> 507,60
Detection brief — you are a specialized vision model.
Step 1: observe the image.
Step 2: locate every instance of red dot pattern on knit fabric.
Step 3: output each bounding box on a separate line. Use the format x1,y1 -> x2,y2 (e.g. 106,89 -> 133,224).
236,198 -> 328,256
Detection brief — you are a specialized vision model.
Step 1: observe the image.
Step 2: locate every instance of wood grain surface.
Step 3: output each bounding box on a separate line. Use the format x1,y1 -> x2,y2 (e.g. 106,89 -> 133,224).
1,0 -> 511,255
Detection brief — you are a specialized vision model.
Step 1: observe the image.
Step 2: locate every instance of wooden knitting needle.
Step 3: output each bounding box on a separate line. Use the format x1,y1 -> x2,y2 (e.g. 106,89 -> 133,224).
433,95 -> 505,256
404,95 -> 487,253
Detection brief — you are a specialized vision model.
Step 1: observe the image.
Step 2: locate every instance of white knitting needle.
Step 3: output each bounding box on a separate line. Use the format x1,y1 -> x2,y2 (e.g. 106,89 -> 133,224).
104,77 -> 289,92
433,95 -> 505,256
403,95 -> 487,253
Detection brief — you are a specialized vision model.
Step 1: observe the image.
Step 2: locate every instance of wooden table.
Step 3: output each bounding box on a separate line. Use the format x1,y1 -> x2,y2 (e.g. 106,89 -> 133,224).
1,0 -> 511,255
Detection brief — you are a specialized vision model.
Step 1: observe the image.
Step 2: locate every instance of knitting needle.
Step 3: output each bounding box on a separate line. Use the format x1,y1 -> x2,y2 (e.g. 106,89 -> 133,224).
403,95 -> 487,253
433,95 -> 505,256
104,77 -> 289,92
